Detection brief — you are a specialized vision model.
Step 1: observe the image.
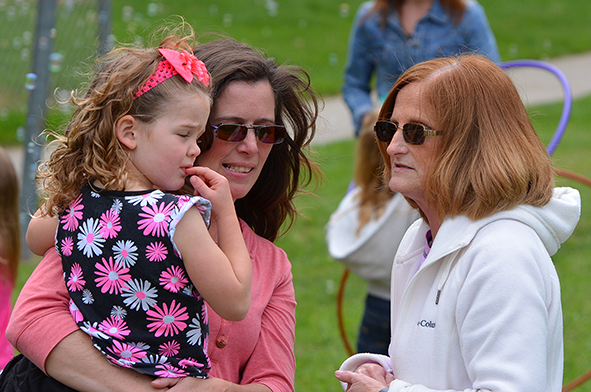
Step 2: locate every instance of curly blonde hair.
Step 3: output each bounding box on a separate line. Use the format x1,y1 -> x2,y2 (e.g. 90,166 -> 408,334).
38,23 -> 210,216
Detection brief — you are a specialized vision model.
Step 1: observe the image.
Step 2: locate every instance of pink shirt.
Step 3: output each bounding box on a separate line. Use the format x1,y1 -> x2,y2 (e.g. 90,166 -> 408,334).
0,264 -> 15,369
7,220 -> 296,391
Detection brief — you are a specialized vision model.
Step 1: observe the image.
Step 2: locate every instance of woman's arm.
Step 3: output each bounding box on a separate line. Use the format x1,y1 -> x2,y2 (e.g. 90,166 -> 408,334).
462,1 -> 501,63
342,2 -> 377,133
7,248 -> 172,391
6,247 -> 77,370
46,330 -> 166,392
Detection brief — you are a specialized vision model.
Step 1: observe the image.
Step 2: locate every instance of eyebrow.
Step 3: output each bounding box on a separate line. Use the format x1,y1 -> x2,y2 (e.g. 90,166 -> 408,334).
212,116 -> 275,124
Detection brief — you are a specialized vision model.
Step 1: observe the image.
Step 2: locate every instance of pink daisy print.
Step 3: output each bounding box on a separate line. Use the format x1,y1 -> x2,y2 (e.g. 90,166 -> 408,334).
146,300 -> 189,337
99,315 -> 131,340
94,256 -> 131,295
61,194 -> 84,231
186,316 -> 203,346
159,265 -> 189,293
121,279 -> 158,311
112,239 -> 138,268
154,363 -> 188,378
177,195 -> 191,207
158,340 -> 180,357
61,236 -> 74,256
137,201 -> 174,237
67,263 -> 86,291
99,209 -> 121,239
146,241 -> 168,262
125,190 -> 164,207
80,321 -> 109,340
69,299 -> 83,323
106,340 -> 147,367
77,218 -> 105,258
178,357 -> 204,369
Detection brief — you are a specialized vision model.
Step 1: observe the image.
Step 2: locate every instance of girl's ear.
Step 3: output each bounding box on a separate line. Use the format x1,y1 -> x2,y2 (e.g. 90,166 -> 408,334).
116,115 -> 139,150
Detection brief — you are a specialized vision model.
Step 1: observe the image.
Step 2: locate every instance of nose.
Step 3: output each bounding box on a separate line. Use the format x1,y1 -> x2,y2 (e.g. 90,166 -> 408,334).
188,140 -> 201,159
386,127 -> 407,156
236,128 -> 259,154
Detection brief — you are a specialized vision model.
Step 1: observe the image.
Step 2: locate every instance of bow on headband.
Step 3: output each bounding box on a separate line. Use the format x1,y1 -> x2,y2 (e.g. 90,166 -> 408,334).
134,48 -> 209,99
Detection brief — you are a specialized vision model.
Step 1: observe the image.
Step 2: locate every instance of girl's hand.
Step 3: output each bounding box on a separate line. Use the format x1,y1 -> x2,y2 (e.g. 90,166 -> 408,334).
187,166 -> 235,219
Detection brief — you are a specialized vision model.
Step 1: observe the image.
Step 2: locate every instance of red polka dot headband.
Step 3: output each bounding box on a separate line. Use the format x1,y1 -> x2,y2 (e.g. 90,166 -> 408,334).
134,48 -> 209,99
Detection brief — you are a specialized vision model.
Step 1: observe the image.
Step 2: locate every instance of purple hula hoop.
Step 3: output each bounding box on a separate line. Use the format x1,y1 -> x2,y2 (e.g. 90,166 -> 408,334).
500,59 -> 572,156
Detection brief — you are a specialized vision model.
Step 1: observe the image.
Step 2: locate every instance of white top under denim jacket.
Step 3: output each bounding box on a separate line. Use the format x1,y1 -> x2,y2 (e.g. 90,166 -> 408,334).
325,187 -> 418,300
342,0 -> 500,133
339,187 -> 581,392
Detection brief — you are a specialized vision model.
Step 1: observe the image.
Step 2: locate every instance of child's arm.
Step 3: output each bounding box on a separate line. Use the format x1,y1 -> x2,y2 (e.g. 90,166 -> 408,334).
26,208 -> 59,256
173,166 -> 251,321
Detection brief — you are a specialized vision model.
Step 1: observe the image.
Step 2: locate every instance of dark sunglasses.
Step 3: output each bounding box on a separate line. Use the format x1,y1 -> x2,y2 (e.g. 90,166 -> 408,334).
374,120 -> 442,145
211,123 -> 286,145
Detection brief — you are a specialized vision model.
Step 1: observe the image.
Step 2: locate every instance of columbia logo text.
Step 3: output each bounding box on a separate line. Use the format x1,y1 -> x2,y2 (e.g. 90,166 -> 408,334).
417,320 -> 436,328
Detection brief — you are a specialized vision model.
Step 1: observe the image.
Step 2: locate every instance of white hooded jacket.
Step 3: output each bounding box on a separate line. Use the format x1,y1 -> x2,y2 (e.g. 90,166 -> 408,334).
339,187 -> 581,392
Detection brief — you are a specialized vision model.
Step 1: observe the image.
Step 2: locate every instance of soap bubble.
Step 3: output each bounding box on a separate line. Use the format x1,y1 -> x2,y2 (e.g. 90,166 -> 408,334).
122,6 -> 134,23
265,0 -> 278,17
508,43 -> 519,58
147,3 -> 159,17
298,19 -> 307,29
339,3 -> 350,18
328,52 -> 339,67
22,31 -> 33,46
24,73 -> 37,90
16,126 -> 25,142
20,48 -> 30,61
49,52 -> 64,73
223,14 -> 233,27
209,4 -> 218,15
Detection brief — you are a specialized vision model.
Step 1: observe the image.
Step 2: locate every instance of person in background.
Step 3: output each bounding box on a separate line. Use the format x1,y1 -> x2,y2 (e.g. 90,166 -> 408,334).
4,36 -> 320,392
0,147 -> 19,369
325,109 -> 418,355
335,55 -> 580,391
342,0 -> 500,136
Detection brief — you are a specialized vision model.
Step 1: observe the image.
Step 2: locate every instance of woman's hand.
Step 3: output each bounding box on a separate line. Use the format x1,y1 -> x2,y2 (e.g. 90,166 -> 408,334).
335,362 -> 395,392
152,375 -> 270,392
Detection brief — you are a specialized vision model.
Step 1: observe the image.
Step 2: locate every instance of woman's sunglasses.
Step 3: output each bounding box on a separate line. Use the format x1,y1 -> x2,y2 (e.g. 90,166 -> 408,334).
211,123 -> 286,145
374,120 -> 442,145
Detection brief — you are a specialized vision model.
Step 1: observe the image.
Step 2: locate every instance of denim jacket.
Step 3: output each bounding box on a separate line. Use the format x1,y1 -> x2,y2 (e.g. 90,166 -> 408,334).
342,0 -> 500,134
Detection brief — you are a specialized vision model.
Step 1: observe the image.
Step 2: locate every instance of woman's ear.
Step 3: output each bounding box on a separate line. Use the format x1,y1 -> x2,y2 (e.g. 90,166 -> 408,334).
116,115 -> 139,150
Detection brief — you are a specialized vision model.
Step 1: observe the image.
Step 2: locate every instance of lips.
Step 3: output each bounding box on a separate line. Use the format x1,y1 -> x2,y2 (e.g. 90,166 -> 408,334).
394,162 -> 412,169
223,164 -> 253,173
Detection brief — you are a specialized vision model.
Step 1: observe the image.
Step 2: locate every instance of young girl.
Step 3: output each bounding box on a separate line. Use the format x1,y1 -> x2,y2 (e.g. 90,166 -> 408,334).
0,147 -> 19,369
26,28 -> 251,380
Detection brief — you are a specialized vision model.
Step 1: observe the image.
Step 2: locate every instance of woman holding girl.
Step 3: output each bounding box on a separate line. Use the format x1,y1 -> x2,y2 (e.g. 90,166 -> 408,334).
7,25 -> 253,386
4,33 -> 320,392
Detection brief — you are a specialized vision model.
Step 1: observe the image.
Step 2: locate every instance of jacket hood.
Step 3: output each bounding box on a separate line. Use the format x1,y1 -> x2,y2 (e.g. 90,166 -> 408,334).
431,187 -> 581,260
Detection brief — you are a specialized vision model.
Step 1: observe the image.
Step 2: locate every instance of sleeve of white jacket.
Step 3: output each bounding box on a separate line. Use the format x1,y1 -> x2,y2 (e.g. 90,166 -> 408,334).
337,353 -> 393,391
